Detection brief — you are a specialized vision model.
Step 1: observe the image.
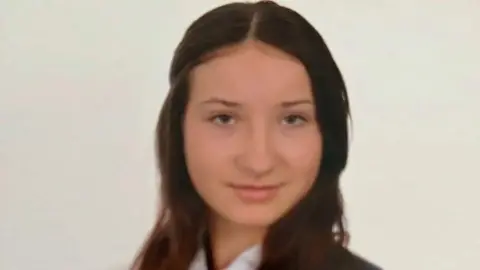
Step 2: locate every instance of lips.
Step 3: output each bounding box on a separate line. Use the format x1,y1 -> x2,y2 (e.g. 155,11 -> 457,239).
228,183 -> 283,203
229,184 -> 281,190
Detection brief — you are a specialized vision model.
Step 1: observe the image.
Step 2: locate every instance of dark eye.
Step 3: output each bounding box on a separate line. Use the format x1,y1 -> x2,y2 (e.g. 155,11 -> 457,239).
283,114 -> 307,126
211,114 -> 235,125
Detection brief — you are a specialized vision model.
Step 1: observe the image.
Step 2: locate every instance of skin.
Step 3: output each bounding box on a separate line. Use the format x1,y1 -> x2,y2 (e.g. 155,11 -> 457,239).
183,41 -> 323,268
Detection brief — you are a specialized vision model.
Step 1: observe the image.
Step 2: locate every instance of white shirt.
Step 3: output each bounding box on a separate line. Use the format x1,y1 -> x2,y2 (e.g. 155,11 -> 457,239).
189,245 -> 261,270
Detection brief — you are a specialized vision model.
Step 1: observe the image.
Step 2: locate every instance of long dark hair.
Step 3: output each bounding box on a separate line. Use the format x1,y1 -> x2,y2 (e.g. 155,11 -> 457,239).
132,1 -> 351,269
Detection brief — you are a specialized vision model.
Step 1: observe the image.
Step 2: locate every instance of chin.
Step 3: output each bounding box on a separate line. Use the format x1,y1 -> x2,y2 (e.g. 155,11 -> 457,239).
227,209 -> 282,228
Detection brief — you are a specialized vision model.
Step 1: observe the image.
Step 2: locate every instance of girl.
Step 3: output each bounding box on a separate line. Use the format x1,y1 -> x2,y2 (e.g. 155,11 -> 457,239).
132,1 -> 381,270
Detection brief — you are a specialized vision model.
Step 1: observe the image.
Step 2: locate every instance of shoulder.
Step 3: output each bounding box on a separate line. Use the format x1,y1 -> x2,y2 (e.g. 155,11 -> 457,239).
344,252 -> 382,270
328,246 -> 383,270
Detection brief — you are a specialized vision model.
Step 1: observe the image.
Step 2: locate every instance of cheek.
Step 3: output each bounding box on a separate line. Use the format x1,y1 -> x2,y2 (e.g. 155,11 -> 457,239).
280,132 -> 323,188
183,119 -> 231,190
284,131 -> 322,168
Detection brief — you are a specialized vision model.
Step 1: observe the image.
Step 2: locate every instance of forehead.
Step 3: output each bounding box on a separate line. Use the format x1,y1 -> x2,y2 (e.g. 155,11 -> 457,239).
189,41 -> 312,102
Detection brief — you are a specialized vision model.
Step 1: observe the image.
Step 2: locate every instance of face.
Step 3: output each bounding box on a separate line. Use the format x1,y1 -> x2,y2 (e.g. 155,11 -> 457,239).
183,41 -> 322,228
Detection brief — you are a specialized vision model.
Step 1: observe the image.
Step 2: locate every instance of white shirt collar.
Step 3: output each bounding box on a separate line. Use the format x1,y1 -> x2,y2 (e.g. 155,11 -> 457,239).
189,245 -> 261,270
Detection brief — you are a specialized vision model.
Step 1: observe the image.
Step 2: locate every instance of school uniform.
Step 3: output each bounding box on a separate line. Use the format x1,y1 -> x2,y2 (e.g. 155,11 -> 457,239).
189,244 -> 382,270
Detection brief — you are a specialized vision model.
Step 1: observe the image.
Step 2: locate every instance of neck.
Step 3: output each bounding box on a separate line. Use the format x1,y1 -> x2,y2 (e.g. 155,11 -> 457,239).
208,214 -> 266,269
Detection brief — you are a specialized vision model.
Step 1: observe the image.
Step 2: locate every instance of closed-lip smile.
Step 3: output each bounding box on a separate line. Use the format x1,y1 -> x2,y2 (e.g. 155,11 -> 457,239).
228,183 -> 282,189
227,183 -> 284,203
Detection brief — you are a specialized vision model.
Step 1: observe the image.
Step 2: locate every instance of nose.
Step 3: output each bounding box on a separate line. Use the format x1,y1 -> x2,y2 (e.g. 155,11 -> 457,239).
236,125 -> 275,178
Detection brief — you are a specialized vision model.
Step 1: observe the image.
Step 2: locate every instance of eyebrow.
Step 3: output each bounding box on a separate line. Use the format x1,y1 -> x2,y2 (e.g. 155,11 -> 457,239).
280,99 -> 313,108
200,97 -> 241,107
200,97 -> 313,108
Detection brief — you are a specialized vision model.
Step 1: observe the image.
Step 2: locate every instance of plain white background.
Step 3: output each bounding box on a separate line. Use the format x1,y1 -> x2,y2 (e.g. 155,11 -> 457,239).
1,0 -> 479,269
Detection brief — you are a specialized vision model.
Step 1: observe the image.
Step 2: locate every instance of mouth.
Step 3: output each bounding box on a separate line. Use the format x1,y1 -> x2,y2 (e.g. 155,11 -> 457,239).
228,183 -> 283,189
227,183 -> 284,203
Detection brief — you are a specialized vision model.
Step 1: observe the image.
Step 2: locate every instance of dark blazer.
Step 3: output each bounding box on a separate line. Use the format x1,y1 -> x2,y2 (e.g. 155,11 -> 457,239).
335,248 -> 382,270
203,234 -> 382,270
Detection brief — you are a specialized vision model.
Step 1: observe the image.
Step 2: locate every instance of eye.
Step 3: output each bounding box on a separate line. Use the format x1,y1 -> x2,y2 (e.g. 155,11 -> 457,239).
282,114 -> 307,126
210,114 -> 235,125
